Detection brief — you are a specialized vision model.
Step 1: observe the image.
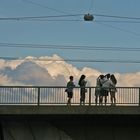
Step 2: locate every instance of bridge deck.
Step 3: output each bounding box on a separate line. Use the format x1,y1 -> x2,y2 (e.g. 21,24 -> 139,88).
0,105 -> 140,115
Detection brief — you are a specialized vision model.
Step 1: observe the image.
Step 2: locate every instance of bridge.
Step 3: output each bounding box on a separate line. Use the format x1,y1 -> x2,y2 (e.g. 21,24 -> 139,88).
0,86 -> 140,140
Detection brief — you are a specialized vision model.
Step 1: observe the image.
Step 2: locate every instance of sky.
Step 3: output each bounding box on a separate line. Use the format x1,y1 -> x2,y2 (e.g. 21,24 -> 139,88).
0,0 -> 140,75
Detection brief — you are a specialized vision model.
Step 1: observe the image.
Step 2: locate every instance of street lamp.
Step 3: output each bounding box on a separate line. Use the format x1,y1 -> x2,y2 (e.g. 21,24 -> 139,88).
84,13 -> 94,21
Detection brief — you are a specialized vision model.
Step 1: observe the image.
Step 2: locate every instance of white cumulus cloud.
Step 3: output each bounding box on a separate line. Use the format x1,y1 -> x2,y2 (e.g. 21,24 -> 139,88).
0,54 -> 139,87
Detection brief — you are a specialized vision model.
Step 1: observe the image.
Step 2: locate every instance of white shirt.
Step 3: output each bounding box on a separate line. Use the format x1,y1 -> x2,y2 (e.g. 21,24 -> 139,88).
102,79 -> 114,91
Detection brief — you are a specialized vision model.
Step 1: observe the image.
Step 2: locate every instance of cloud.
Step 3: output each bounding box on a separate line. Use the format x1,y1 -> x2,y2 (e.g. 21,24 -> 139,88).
0,54 -> 139,87
116,72 -> 140,87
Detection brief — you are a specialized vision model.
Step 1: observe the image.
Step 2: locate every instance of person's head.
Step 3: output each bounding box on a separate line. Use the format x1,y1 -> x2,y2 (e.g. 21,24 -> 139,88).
78,74 -> 86,86
69,76 -> 73,81
110,74 -> 114,78
99,75 -> 104,79
110,74 -> 117,85
80,74 -> 86,80
106,73 -> 110,79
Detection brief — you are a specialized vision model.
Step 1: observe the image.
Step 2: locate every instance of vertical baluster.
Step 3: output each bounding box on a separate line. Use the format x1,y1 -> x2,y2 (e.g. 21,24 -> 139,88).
38,87 -> 40,106
139,88 -> 140,106
89,87 -> 91,106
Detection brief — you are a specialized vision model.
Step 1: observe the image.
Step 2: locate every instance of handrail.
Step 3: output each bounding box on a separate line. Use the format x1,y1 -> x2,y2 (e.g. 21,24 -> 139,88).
0,86 -> 139,106
0,86 -> 139,88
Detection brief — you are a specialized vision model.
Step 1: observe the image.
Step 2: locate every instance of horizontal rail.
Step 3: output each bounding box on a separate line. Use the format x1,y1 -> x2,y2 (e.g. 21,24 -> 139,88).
0,86 -> 139,106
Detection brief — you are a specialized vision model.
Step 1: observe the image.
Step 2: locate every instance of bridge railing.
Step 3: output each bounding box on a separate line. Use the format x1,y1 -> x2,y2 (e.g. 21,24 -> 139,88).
0,86 -> 139,106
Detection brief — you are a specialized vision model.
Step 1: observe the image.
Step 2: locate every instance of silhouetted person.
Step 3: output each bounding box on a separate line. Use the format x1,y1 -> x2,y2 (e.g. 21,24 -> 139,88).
95,75 -> 103,105
66,76 -> 75,105
100,73 -> 111,105
110,74 -> 117,106
78,75 -> 87,105
98,75 -> 105,105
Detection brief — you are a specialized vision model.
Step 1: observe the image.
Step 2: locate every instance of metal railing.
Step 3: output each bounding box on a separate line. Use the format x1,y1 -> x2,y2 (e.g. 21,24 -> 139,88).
0,86 -> 139,106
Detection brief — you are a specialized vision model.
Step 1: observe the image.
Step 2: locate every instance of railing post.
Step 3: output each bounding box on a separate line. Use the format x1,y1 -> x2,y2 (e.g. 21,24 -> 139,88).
139,87 -> 140,106
38,87 -> 40,106
89,87 -> 91,106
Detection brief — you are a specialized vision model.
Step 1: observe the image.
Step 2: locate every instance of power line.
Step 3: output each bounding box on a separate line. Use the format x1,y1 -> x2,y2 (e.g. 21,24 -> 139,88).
89,0 -> 94,12
22,0 -> 70,14
94,13 -> 140,20
96,22 -> 140,37
1,13 -> 140,21
0,14 -> 83,21
0,42 -> 140,51
95,20 -> 140,24
4,18 -> 83,22
0,56 -> 140,64
5,18 -> 140,24
21,0 -> 140,21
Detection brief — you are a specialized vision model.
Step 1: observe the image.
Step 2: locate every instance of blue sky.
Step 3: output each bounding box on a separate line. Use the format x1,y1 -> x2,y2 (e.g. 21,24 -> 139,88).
0,0 -> 140,73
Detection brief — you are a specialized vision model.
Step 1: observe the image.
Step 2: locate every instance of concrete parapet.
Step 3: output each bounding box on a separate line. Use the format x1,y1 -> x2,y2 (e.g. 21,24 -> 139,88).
0,105 -> 140,115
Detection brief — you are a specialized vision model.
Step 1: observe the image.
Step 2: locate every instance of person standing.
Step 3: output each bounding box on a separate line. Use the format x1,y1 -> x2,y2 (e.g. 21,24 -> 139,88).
100,74 -> 111,105
110,74 -> 117,106
98,75 -> 105,105
95,75 -> 103,105
66,76 -> 75,105
78,75 -> 87,105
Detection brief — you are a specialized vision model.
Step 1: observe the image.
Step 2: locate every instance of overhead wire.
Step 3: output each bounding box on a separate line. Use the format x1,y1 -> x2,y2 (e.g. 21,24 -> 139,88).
24,19 -> 83,21
1,0 -> 140,36
22,0 -> 82,22
22,0 -> 70,14
0,1 -> 139,65
2,16 -> 139,23
95,22 -> 140,37
2,17 -> 140,24
22,0 -> 140,20
0,42 -> 140,51
1,12 -> 140,21
94,13 -> 140,20
94,20 -> 140,24
21,0 -> 140,22
0,14 -> 83,21
89,0 -> 94,12
1,13 -> 140,37
0,56 -> 140,64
